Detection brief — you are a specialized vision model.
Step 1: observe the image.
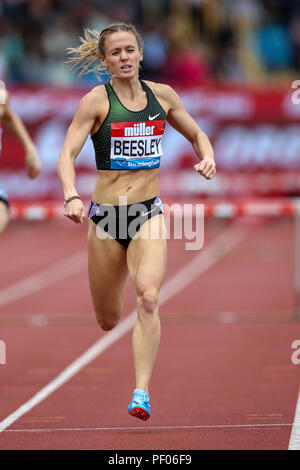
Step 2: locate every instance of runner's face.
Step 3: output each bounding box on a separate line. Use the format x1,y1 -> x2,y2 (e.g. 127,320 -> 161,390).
101,31 -> 143,79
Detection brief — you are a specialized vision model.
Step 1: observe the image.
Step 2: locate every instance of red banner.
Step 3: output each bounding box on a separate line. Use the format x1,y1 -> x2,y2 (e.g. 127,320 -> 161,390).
0,84 -> 299,199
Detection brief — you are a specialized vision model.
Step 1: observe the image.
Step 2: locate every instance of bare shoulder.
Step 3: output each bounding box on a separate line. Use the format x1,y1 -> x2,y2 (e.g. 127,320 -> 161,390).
76,85 -> 108,118
143,80 -> 183,111
89,84 -> 108,100
144,80 -> 173,97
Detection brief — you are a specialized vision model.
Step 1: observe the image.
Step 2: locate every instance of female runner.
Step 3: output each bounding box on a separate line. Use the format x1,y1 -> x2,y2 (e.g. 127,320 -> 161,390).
57,23 -> 216,420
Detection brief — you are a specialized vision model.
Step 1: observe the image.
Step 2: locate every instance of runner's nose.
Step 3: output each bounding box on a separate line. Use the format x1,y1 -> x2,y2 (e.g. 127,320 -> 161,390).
120,50 -> 129,61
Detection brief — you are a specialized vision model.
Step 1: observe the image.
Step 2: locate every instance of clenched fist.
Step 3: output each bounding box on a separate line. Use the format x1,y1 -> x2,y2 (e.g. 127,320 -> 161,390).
64,198 -> 86,224
194,158 -> 216,180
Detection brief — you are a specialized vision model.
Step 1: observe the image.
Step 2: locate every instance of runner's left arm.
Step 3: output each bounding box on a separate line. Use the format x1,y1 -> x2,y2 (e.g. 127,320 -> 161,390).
164,85 -> 216,180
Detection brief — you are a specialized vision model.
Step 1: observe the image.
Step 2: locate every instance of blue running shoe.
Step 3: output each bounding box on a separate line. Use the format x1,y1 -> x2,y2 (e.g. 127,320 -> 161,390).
128,389 -> 151,420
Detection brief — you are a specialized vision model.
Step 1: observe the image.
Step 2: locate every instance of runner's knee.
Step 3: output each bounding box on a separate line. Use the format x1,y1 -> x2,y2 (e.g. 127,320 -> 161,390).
97,317 -> 118,331
137,288 -> 158,315
94,308 -> 121,331
99,321 -> 117,331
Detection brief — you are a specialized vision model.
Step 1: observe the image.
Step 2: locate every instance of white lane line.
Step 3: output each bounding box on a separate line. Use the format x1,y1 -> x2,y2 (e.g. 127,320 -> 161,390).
0,222 -> 249,433
0,251 -> 87,308
288,387 -> 300,450
3,423 -> 300,433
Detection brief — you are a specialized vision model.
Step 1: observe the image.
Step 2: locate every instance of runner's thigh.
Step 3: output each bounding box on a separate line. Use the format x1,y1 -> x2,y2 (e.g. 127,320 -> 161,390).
88,220 -> 128,321
127,214 -> 167,296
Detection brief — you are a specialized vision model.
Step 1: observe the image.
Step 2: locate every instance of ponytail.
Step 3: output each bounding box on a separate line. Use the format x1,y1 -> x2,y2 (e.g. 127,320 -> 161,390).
66,28 -> 106,80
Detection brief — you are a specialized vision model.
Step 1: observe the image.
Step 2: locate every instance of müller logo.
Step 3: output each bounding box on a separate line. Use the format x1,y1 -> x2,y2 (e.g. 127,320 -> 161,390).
124,123 -> 155,137
0,340 -> 6,365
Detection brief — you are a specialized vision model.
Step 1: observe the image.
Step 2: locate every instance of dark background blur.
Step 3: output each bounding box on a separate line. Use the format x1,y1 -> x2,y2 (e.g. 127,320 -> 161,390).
1,0 -> 300,87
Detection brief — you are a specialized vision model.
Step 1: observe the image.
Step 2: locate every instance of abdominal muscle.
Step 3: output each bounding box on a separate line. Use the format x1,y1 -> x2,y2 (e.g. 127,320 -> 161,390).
91,167 -> 159,205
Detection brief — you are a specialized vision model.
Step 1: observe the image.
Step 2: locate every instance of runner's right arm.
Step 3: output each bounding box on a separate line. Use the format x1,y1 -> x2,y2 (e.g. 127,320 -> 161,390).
57,89 -> 101,223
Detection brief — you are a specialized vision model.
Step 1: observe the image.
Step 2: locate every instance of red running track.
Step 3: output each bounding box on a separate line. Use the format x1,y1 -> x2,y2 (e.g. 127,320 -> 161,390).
0,215 -> 299,450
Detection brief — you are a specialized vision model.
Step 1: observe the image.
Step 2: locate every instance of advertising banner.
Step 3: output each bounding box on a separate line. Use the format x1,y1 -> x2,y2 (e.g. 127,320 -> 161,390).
0,84 -> 299,199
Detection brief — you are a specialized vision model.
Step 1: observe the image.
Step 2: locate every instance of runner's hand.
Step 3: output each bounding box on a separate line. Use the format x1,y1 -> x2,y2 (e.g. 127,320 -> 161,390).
64,198 -> 86,224
25,146 -> 42,179
194,159 -> 216,180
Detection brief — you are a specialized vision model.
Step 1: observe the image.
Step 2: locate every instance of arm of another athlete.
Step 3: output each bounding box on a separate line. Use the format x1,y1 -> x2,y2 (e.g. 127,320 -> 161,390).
57,87 -> 105,224
1,91 -> 41,179
158,83 -> 216,180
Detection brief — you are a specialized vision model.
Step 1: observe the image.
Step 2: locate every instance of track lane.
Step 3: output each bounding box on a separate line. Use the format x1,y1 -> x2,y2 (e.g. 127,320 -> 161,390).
0,217 -> 299,450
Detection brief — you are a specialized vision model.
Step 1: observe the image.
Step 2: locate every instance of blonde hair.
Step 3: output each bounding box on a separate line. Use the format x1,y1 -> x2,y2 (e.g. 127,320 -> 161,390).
66,23 -> 144,80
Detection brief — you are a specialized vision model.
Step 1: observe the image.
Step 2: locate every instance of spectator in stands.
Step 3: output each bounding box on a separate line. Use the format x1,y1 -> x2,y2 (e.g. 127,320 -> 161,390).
0,0 -> 299,86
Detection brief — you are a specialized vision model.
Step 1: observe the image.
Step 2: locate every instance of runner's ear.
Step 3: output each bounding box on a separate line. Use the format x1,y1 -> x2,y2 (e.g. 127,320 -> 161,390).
100,56 -> 108,70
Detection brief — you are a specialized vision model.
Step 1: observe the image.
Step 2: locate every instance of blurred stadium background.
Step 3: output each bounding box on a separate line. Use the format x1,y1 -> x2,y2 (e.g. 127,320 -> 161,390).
0,0 -> 300,202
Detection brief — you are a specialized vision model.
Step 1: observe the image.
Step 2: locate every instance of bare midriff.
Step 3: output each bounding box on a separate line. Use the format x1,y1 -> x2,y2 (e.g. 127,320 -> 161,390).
91,167 -> 159,205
